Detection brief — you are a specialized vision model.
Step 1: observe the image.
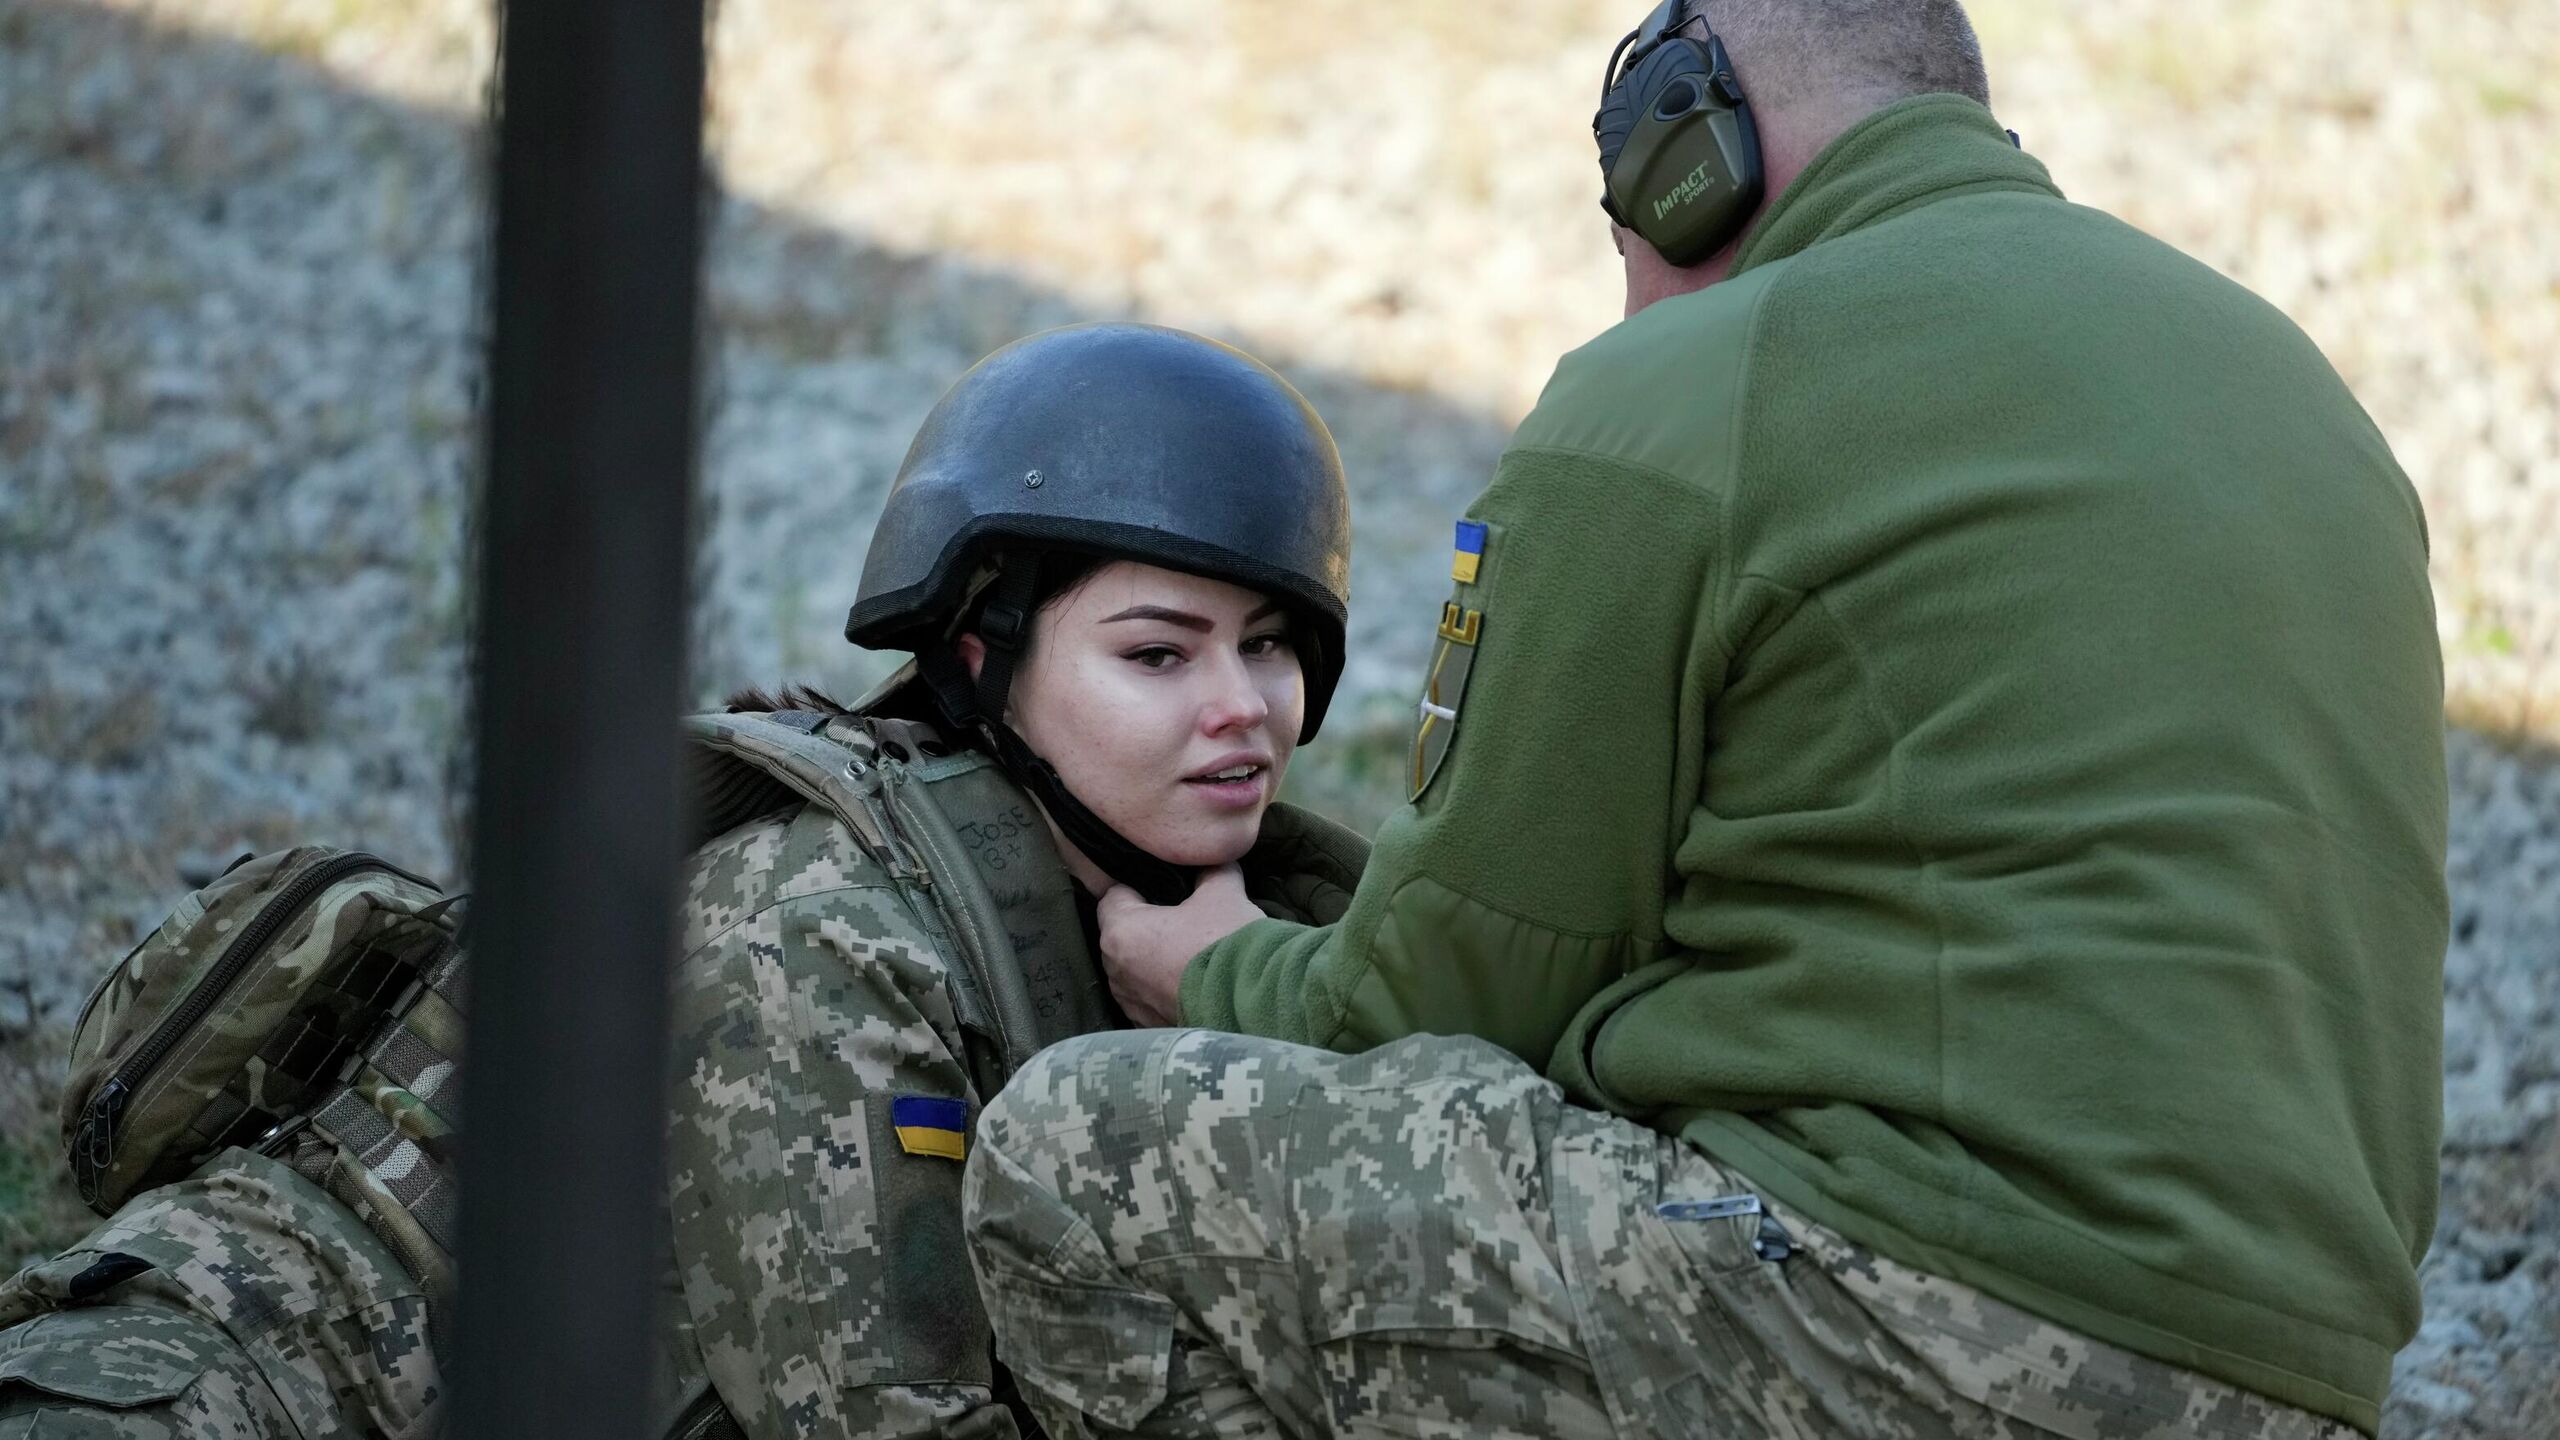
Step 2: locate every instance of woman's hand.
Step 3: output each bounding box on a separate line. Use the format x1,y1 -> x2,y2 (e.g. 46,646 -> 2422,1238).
1097,863 -> 1262,1026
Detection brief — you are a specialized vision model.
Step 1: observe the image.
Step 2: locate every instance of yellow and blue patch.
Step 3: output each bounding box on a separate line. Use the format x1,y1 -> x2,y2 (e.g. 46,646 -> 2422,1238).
891,1095 -> 968,1161
1413,517 -> 1495,800
1451,520 -> 1488,584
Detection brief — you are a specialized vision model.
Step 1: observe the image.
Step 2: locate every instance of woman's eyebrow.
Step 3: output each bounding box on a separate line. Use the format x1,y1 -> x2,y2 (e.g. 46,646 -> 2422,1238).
1099,605 -> 1214,631
1097,602 -> 1286,630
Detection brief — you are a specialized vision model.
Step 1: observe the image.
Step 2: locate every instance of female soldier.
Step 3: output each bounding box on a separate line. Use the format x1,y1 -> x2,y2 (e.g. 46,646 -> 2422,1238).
0,323 -> 1363,1440
654,321 -> 1366,1440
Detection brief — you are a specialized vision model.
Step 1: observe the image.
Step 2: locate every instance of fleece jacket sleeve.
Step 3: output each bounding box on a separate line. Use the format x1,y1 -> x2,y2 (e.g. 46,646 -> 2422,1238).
1179,444 -> 1727,1071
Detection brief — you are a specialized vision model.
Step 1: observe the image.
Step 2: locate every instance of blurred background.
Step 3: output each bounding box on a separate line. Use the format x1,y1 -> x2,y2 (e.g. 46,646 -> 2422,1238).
1,0 -> 2552,1431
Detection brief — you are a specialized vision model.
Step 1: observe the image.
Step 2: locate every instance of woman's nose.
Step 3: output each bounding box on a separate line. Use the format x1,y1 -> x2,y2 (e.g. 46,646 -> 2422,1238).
1200,656 -> 1270,735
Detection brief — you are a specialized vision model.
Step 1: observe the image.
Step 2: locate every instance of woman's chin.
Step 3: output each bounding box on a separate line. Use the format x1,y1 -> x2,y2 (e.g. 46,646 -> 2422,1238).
1136,810 -> 1266,870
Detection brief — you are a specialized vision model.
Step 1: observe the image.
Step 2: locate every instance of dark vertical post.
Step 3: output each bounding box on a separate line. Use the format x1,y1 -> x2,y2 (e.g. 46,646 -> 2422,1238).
454,0 -> 705,1435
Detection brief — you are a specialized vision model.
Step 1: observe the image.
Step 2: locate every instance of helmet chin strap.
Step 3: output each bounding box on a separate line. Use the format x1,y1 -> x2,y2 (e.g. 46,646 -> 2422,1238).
916,563 -> 1198,907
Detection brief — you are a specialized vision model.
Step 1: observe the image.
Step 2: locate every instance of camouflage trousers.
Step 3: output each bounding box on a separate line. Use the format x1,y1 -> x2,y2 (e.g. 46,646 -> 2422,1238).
962,1031 -> 2357,1440
0,1149 -> 440,1439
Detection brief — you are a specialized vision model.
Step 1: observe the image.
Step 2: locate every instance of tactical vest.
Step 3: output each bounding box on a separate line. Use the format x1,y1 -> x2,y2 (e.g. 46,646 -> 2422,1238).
33,710 -> 1141,1437
683,709 -> 1123,1100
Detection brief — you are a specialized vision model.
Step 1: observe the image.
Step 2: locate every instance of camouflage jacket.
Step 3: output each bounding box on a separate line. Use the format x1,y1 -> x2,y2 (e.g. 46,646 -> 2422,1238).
654,712 -> 1366,1440
0,1148 -> 440,1439
0,710 -> 1362,1440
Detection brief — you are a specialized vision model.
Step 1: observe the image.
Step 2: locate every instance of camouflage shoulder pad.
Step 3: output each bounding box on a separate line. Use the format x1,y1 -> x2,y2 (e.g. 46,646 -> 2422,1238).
0,1304 -> 287,1431
682,712 -> 901,860
0,1149 -> 439,1440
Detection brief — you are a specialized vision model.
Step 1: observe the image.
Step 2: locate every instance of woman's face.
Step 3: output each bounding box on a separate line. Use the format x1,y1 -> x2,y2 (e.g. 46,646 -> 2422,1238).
982,560 -> 1305,880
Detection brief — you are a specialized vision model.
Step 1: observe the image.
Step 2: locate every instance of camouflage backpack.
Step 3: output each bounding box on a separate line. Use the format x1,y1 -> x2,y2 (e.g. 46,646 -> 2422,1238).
52,710 -> 1119,1330
60,846 -> 470,1315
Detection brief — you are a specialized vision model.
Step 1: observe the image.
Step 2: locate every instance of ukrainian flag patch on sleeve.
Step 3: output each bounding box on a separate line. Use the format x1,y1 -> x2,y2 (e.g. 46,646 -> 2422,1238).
1451,520 -> 1488,583
1413,517 -> 1496,801
890,1095 -> 969,1161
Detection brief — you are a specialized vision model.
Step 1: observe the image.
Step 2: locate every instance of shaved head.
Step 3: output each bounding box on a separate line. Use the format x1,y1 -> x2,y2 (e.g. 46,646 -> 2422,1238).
1682,0 -> 1990,123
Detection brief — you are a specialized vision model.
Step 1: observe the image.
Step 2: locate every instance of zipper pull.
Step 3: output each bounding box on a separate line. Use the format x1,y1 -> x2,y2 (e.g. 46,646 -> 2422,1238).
72,1077 -> 131,1204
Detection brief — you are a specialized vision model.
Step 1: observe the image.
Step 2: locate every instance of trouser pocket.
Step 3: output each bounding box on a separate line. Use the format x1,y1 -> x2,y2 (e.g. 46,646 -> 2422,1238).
1291,1055 -> 1614,1437
968,1140 -> 1179,1438
1548,1119 -> 1793,1440
977,1265 -> 1177,1436
1292,1072 -> 1583,1353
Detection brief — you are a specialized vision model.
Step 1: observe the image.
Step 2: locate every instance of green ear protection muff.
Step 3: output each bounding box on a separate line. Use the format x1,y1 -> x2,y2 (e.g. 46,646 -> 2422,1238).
1594,0 -> 1765,267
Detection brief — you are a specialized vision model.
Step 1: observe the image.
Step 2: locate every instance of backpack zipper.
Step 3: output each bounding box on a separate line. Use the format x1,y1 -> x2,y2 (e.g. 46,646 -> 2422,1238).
70,850 -> 431,1204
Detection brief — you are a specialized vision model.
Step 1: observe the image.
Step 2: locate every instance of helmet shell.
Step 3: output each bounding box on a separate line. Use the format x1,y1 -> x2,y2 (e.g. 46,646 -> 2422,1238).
846,323 -> 1353,737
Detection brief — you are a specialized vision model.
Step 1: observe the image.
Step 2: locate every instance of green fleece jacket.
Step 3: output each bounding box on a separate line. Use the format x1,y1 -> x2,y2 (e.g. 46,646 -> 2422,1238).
1183,96 -> 2446,1431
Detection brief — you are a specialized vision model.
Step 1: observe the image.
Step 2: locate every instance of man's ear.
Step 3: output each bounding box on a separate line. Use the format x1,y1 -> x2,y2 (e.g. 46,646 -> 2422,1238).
955,631 -> 987,681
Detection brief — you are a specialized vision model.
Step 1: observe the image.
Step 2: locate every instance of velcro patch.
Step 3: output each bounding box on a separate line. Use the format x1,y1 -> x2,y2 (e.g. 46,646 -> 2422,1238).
891,1095 -> 969,1161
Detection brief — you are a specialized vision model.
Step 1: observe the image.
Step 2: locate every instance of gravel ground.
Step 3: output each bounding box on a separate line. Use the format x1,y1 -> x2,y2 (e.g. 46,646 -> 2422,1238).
0,1 -> 2552,1433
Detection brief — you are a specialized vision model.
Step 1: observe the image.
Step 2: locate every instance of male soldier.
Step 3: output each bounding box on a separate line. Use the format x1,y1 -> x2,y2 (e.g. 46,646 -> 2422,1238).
962,3 -> 2447,1438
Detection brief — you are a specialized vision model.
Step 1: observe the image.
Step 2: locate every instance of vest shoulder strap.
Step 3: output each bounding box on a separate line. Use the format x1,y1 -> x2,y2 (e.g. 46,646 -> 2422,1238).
677,712 -> 1113,1094
680,712 -> 904,863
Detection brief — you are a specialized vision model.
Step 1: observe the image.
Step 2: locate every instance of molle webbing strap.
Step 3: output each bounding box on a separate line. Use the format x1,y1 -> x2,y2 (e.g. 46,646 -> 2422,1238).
391,942 -> 468,1123
370,1026 -> 460,1125
192,1089 -> 255,1154
310,1085 -> 459,1259
305,936 -> 468,1299
417,942 -> 468,1030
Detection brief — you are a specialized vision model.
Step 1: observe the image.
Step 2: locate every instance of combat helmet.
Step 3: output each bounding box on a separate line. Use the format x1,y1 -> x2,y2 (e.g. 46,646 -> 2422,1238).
846,322 -> 1352,903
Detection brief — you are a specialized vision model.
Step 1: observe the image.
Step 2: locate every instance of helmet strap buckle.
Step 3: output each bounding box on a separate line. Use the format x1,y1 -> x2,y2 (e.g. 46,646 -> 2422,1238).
977,597 -> 1030,652
968,562 -> 1045,722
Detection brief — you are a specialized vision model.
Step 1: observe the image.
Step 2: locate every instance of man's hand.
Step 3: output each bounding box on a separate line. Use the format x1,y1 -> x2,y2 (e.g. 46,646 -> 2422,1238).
1097,864 -> 1262,1027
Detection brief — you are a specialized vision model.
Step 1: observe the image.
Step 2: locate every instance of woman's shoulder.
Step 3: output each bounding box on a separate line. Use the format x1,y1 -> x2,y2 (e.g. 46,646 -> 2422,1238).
676,796 -> 911,959
665,796 -> 979,1109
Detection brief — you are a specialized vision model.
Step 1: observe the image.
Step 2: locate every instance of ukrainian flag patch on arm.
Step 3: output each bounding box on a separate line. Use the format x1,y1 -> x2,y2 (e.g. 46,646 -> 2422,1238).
890,1095 -> 969,1161
1451,520 -> 1488,583
1412,517 -> 1497,800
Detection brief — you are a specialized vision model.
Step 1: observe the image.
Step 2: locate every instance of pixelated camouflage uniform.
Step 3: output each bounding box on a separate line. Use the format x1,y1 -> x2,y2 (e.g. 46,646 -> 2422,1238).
0,709 -> 1362,1440
0,1148 -> 439,1439
963,1029 -> 2361,1440
654,713 -> 1365,1440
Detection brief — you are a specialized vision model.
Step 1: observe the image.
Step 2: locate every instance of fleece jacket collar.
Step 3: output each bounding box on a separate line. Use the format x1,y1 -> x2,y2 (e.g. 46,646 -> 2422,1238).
1729,94 -> 2062,279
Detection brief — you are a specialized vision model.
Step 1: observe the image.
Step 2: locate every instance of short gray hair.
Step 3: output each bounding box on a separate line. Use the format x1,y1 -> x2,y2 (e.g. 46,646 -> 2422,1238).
1687,0 -> 1991,114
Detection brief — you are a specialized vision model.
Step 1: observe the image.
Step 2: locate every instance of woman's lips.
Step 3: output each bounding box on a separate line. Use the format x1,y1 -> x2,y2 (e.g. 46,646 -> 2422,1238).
1182,764 -> 1268,811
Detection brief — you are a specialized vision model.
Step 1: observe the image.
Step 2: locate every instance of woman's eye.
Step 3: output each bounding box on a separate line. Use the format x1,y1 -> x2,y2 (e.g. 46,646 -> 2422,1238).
1242,632 -> 1293,658
1127,646 -> 1183,670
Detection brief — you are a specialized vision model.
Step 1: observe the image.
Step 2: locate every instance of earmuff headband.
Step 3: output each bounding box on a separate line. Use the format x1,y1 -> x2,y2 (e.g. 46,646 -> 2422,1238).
1602,0 -> 1697,100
